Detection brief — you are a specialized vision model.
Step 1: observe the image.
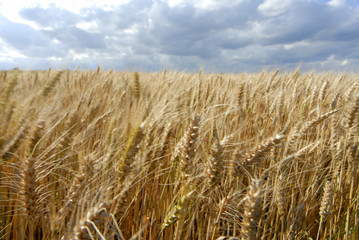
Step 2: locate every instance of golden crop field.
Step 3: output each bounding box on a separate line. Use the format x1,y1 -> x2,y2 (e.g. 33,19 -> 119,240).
1,68 -> 359,239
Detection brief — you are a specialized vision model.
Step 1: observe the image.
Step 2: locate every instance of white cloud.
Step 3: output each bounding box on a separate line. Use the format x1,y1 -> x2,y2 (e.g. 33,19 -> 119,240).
167,0 -> 246,10
341,59 -> 349,65
0,56 -> 13,61
168,0 -> 186,8
0,0 -> 131,28
193,0 -> 246,10
328,0 -> 346,7
283,40 -> 311,50
69,50 -> 89,60
0,39 -> 28,59
257,0 -> 296,16
122,26 -> 139,34
76,21 -> 99,33
47,56 -> 63,61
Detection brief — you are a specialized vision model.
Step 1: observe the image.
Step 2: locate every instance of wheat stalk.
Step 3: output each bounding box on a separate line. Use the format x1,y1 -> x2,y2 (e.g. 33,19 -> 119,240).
286,203 -> 304,240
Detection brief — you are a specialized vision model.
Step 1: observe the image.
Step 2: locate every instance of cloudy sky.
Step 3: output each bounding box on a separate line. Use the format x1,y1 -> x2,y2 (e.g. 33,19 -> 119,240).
0,0 -> 358,72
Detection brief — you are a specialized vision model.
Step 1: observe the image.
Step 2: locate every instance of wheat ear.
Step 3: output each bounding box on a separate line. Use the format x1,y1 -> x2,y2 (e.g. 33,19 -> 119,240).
244,134 -> 285,166
21,128 -> 45,240
132,72 -> 140,99
330,91 -> 340,110
56,111 -> 79,153
42,71 -> 63,98
160,190 -> 196,231
292,67 -> 300,81
237,83 -> 245,110
317,180 -> 334,240
276,90 -> 285,118
275,172 -> 287,216
207,130 -> 224,187
346,96 -> 359,128
265,69 -> 279,92
345,80 -> 359,101
21,121 -> 45,225
241,178 -> 263,240
57,155 -> 95,228
73,202 -> 112,240
310,85 -> 318,106
319,180 -> 334,221
27,120 -> 45,158
318,80 -> 329,103
0,75 -> 18,110
118,122 -> 144,181
179,115 -> 200,180
285,109 -> 339,154
1,124 -> 29,160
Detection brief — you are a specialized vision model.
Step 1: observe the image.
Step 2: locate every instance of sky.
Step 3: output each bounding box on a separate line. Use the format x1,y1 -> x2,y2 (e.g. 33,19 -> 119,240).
0,0 -> 359,73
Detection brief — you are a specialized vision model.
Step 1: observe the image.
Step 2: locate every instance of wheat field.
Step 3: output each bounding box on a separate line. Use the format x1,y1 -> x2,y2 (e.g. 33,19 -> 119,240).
0,68 -> 359,239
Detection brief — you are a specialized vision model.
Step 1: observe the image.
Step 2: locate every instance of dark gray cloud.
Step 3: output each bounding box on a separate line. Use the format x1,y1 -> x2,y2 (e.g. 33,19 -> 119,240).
140,0 -> 261,58
0,0 -> 359,72
256,2 -> 355,46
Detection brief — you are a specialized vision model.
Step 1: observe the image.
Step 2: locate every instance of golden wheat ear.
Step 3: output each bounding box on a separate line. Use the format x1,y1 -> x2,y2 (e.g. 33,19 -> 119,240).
1,124 -> 29,160
318,80 -> 329,103
285,109 -> 339,154
319,180 -> 334,222
132,72 -> 140,99
27,120 -> 45,158
41,71 -> 63,98
56,154 -> 95,229
244,134 -> 285,166
110,172 -> 139,219
0,74 -> 18,111
346,96 -> 359,128
73,202 -> 112,240
160,190 -> 196,232
241,178 -> 263,240
206,129 -> 224,187
21,134 -> 47,239
237,83 -> 245,110
178,114 -> 200,180
118,122 -> 145,181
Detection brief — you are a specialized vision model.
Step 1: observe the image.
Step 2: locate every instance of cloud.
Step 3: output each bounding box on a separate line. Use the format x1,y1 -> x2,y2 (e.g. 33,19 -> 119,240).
0,14 -> 50,49
44,27 -> 106,49
19,5 -> 80,29
0,0 -> 358,72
